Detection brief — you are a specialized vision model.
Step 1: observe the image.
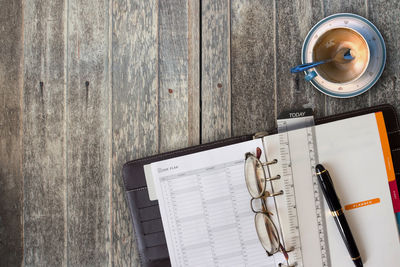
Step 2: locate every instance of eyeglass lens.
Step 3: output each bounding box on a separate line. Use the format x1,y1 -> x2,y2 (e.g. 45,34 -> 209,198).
245,154 -> 266,198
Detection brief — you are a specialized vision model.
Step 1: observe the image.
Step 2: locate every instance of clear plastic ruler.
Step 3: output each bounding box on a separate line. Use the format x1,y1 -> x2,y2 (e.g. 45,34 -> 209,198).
277,109 -> 329,267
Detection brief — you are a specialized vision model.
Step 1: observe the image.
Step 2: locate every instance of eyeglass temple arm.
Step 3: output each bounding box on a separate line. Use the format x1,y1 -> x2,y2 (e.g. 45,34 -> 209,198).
277,244 -> 297,267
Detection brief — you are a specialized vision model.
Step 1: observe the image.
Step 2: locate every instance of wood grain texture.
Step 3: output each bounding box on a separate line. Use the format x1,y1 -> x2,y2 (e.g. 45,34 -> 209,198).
159,0 -> 197,152
323,0 -> 366,18
0,0 -> 23,266
2,1 -> 398,266
231,0 -> 276,135
23,0 -> 67,265
275,0 -> 326,118
323,0 -> 371,115
201,0 -> 231,142
66,0 -> 111,265
111,0 -> 158,265
188,0 -> 201,146
368,0 -> 400,113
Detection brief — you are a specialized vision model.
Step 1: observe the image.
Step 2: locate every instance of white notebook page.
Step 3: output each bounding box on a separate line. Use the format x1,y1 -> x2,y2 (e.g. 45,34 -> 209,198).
316,113 -> 400,266
264,113 -> 400,267
151,139 -> 286,267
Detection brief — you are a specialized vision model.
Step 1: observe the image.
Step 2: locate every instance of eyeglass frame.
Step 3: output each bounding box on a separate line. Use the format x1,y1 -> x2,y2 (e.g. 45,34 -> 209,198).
244,152 -> 294,266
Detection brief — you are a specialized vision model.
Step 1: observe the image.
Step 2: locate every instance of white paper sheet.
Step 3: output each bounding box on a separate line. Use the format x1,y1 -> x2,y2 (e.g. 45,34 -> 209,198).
264,113 -> 400,267
316,113 -> 400,267
151,139 -> 285,267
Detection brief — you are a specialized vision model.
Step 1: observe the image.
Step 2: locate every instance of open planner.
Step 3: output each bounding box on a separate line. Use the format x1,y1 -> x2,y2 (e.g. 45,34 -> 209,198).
122,105 -> 400,267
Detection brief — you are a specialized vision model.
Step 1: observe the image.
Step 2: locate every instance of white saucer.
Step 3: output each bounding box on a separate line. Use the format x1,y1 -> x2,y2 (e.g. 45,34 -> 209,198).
302,13 -> 386,98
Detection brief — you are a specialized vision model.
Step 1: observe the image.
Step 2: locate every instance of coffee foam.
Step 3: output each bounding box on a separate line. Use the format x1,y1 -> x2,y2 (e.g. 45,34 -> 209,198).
313,28 -> 369,83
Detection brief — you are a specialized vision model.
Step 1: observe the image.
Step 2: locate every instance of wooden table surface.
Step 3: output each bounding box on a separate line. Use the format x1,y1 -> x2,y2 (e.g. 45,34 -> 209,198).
1,0 -> 399,266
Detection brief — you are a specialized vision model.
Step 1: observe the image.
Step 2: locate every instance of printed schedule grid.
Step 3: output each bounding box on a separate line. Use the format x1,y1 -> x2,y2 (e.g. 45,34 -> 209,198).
157,160 -> 277,267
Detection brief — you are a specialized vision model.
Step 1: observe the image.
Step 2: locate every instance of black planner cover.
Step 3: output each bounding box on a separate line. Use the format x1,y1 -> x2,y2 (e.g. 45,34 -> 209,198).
122,104 -> 400,267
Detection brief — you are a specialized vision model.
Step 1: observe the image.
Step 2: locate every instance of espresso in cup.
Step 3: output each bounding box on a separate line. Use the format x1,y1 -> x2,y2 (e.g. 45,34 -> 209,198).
313,27 -> 369,83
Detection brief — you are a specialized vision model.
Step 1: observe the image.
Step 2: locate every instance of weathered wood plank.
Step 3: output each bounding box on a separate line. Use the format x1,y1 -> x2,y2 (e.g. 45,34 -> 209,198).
323,0 -> 370,115
201,0 -> 231,142
23,0 -> 67,265
368,0 -> 400,113
159,0 -> 199,152
188,0 -> 201,146
66,0 -> 111,265
111,0 -> 158,265
111,1 -> 200,264
0,0 -> 23,266
323,0 -> 366,18
275,0 -> 326,118
231,0 -> 276,135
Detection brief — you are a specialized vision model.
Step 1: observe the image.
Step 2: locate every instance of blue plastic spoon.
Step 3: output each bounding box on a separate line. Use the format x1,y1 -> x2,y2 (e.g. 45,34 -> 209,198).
291,48 -> 355,73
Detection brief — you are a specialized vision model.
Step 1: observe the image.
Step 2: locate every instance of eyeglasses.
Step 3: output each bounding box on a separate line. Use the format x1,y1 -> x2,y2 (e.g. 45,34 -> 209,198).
245,150 -> 294,266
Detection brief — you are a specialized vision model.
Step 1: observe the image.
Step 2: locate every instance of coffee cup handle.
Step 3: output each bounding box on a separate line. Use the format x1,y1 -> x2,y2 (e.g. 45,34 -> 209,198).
305,70 -> 317,81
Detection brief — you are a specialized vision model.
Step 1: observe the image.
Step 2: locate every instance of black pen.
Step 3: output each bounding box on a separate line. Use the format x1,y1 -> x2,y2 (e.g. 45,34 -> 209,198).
315,164 -> 363,267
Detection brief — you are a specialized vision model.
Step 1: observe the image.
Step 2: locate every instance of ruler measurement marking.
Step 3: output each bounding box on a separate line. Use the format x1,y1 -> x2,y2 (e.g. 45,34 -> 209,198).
306,125 -> 329,267
278,121 -> 304,267
277,116 -> 329,267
